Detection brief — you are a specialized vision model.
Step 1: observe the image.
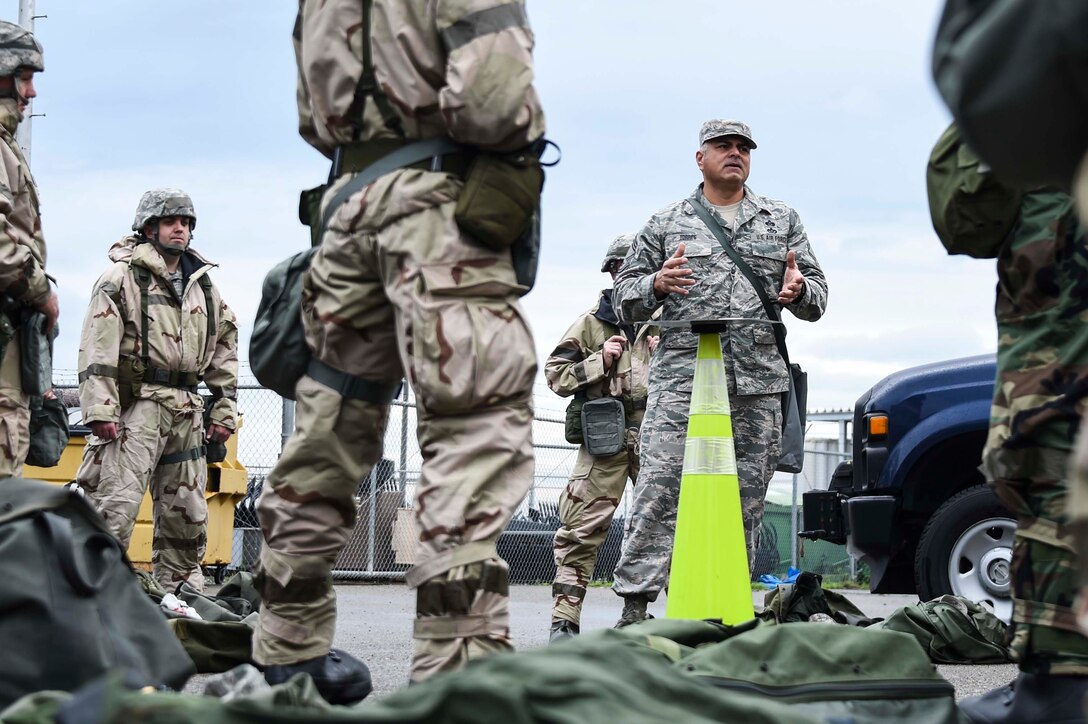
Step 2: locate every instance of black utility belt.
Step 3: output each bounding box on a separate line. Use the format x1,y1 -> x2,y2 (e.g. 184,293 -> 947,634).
142,366 -> 202,392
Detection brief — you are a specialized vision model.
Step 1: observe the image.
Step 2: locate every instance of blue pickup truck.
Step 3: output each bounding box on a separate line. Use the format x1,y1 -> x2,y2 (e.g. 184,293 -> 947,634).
800,354 -> 1015,620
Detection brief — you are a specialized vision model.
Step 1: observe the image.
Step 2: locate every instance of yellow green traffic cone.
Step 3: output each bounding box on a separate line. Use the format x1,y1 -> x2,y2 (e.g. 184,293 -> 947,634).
665,330 -> 755,623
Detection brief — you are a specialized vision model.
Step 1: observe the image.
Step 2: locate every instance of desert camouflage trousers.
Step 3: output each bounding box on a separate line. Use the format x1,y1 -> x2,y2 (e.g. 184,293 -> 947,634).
983,446 -> 1088,674
0,336 -> 28,478
552,427 -> 640,625
612,376 -> 780,600
76,398 -> 209,592
253,191 -> 536,682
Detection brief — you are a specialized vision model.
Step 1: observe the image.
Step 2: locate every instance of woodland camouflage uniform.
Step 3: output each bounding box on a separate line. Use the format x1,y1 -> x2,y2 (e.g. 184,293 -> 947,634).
76,234 -> 238,592
0,23 -> 48,477
254,0 -> 545,682
985,190 -> 1088,675
546,241 -> 655,627
611,185 -> 826,603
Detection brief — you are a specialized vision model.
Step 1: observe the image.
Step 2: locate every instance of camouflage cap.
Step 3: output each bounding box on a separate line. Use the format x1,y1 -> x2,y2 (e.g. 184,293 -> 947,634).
132,188 -> 197,232
601,233 -> 636,272
699,119 -> 757,149
0,21 -> 43,76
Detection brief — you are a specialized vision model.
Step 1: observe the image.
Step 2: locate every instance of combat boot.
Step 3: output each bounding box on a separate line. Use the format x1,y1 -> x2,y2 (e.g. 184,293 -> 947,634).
958,672 -> 1088,723
549,618 -> 579,643
614,594 -> 654,628
263,648 -> 372,705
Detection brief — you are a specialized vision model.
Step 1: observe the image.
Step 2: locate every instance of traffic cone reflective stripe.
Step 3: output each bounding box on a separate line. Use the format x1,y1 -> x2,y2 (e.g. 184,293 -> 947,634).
666,331 -> 755,624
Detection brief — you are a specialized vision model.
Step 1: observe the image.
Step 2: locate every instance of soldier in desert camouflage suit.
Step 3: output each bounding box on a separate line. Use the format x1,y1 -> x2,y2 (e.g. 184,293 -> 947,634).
546,234 -> 657,641
611,120 -> 827,626
253,0 -> 545,700
0,22 -> 58,477
75,189 -> 238,593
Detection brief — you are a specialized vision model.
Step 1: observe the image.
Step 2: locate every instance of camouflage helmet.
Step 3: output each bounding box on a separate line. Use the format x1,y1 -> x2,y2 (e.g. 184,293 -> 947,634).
132,188 -> 197,232
0,22 -> 43,76
601,233 -> 635,272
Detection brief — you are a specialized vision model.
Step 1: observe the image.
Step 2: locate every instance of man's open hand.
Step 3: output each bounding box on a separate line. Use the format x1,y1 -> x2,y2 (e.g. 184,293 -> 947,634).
653,242 -> 696,299
778,250 -> 805,305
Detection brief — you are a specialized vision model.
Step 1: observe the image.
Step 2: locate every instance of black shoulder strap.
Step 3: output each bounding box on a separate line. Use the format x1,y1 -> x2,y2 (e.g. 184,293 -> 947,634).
133,264 -> 152,367
685,198 -> 791,367
198,273 -> 216,344
345,0 -> 405,139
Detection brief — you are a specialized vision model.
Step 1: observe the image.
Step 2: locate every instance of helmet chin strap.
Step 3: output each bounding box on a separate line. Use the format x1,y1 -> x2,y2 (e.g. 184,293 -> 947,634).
146,227 -> 187,258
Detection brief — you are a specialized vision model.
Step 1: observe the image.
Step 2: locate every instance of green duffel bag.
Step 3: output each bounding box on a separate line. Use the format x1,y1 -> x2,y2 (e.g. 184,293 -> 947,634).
876,594 -> 1011,665
680,622 -> 961,723
0,478 -> 195,709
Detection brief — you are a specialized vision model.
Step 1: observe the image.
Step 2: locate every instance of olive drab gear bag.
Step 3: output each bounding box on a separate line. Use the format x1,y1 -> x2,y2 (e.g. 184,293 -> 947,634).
926,122 -> 1022,258
19,307 -> 54,396
875,595 -> 1012,665
564,392 -> 586,445
25,393 -> 69,468
250,247 -> 317,400
0,478 -> 194,708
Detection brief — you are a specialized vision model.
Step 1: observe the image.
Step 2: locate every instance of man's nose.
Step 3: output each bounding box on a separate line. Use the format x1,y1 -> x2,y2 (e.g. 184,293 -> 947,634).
23,79 -> 35,99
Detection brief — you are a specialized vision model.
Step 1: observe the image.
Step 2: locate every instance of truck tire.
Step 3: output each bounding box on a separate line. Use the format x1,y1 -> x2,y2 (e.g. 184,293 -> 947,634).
914,484 -> 1015,622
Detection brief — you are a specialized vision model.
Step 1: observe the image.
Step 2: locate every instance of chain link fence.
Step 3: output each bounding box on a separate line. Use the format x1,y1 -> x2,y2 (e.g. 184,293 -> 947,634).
56,367 -> 855,585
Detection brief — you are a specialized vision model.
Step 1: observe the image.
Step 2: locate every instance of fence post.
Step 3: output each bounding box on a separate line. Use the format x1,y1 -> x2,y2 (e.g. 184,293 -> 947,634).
398,385 -> 409,496
281,399 -> 295,452
790,472 -> 799,569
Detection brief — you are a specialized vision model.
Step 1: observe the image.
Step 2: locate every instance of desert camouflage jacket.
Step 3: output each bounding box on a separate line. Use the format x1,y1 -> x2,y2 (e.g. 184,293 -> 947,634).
613,185 -> 827,395
295,0 -> 545,157
545,290 -> 654,426
0,100 -> 48,305
78,238 -> 238,428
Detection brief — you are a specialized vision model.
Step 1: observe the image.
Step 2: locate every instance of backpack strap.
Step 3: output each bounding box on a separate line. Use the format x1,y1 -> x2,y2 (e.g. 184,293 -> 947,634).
345,0 -> 404,140
133,264 -> 153,370
198,273 -> 216,345
684,197 -> 792,369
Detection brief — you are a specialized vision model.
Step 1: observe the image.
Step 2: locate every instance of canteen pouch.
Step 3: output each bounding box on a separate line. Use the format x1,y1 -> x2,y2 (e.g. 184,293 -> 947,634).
581,397 -> 626,457
116,357 -> 145,410
455,149 -> 544,251
564,395 -> 586,445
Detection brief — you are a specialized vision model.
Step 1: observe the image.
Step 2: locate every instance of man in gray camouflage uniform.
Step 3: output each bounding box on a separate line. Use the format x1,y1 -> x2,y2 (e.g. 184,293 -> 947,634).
611,120 -> 827,626
546,234 -> 657,641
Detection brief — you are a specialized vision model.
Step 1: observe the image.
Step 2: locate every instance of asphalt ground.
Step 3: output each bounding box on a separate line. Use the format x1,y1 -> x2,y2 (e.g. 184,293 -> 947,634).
187,583 -> 1016,703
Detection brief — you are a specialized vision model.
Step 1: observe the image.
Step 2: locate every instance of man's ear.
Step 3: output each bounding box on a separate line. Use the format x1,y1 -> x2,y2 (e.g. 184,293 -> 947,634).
142,222 -> 157,239
695,149 -> 705,171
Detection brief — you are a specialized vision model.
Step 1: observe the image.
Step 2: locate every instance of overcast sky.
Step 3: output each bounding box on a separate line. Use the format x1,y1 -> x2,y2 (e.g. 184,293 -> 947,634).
14,0 -> 995,415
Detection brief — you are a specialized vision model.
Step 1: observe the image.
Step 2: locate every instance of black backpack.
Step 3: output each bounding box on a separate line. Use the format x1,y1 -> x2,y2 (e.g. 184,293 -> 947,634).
0,478 -> 195,707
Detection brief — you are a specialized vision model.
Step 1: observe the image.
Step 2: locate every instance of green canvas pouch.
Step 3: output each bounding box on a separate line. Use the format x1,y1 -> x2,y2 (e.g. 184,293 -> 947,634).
455,150 -> 543,251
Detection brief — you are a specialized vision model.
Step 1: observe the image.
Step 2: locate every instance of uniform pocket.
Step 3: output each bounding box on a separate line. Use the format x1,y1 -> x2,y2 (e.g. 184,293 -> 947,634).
409,290 -> 536,414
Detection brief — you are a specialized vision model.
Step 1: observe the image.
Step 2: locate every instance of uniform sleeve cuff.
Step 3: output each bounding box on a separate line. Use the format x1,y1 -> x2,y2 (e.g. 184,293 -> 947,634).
84,404 -> 119,424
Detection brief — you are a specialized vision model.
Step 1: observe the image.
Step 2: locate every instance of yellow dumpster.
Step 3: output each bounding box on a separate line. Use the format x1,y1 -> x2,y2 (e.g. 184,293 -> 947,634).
25,418 -> 248,579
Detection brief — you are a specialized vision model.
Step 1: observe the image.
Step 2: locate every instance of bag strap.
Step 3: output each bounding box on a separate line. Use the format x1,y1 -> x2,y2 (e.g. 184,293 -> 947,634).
345,0 -> 405,140
320,136 -> 463,235
133,264 -> 152,369
198,273 -> 216,344
684,198 -> 791,368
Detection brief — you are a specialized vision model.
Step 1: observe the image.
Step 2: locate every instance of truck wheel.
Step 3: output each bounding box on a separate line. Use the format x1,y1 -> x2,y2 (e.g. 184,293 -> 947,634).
914,484 -> 1015,622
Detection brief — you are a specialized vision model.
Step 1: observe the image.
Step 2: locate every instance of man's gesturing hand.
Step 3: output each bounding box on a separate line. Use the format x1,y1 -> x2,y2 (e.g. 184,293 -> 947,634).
778,251 -> 805,305
653,242 -> 696,299
602,335 -> 627,371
